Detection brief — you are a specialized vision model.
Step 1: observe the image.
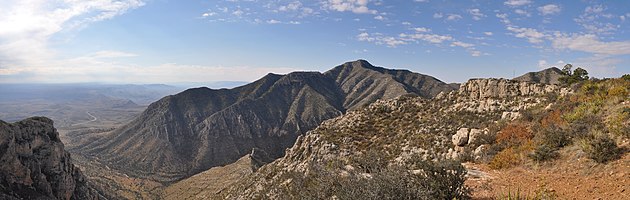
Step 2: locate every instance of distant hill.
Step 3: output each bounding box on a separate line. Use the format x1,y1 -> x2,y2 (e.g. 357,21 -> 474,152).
0,117 -> 102,199
73,59 -> 458,183
512,67 -> 565,85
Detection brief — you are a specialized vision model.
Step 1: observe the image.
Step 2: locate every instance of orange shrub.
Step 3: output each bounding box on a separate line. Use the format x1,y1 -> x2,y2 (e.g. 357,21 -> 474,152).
496,123 -> 534,147
489,147 -> 520,169
540,109 -> 566,128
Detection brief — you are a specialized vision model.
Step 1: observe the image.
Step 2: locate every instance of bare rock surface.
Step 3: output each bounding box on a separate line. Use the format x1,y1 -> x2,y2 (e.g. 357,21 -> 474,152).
0,117 -> 102,200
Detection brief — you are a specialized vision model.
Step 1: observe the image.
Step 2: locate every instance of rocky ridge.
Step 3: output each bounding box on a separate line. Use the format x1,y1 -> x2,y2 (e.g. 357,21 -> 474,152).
216,78 -> 570,199
0,117 -> 101,200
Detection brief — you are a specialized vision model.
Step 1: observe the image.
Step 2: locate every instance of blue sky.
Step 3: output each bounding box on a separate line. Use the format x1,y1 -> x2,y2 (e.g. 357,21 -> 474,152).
0,0 -> 629,84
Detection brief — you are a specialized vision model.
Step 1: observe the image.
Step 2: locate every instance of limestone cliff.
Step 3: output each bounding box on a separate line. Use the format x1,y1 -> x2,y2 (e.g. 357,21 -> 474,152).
0,117 -> 101,200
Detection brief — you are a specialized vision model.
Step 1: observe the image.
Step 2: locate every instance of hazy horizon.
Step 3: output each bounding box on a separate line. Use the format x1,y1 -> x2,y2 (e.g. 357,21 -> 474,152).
1,0 -> 629,84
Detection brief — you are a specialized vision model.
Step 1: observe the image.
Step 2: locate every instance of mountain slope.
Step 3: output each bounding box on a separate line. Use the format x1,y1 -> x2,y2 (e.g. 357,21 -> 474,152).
0,117 -> 101,200
73,60 -> 457,183
218,78 -> 568,199
512,67 -> 565,85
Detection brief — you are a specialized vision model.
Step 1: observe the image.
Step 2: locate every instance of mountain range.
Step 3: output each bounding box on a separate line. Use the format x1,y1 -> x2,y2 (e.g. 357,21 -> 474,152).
72,60 -> 459,182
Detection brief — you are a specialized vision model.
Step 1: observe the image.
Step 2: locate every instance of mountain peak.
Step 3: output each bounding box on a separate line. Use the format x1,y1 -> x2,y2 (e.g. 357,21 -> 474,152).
513,67 -> 566,85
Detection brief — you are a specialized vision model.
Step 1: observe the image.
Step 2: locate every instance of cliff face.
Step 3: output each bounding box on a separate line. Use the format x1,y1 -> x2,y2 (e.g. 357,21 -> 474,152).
0,117 -> 100,200
458,78 -> 568,100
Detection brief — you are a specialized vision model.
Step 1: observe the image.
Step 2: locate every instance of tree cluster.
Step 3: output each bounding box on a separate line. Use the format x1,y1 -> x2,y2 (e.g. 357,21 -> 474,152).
559,64 -> 589,85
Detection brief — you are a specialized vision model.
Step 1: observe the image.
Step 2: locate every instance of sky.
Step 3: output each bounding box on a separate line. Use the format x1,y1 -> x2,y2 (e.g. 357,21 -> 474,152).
0,0 -> 629,84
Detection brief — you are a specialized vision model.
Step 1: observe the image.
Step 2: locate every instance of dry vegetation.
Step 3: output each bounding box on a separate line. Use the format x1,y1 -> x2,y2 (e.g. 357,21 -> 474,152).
472,76 -> 629,199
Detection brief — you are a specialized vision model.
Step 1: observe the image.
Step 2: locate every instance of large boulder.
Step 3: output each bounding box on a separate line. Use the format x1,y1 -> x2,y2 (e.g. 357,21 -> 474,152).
452,128 -> 469,147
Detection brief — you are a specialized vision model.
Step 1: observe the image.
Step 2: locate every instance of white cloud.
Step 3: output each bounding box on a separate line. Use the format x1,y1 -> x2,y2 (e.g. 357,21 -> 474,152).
514,9 -> 530,17
484,32 -> 493,36
357,32 -> 406,47
278,1 -> 302,12
468,9 -> 485,20
358,29 -> 483,56
374,15 -> 385,20
232,9 -> 244,16
496,13 -> 511,24
0,0 -> 145,70
90,51 -> 138,58
451,41 -> 474,48
433,12 -> 443,19
446,14 -> 462,21
202,12 -> 217,18
325,0 -> 377,14
575,5 -> 618,34
538,4 -> 561,15
504,0 -> 531,7
537,60 -> 549,69
506,26 -> 548,43
551,33 -> 630,55
267,19 -> 281,24
400,33 -> 453,44
414,27 -> 430,32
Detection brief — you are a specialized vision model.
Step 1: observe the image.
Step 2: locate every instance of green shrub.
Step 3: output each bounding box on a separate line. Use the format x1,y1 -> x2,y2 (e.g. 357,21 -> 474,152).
580,133 -> 622,163
537,124 -> 571,149
528,144 -> 559,163
278,155 -> 471,200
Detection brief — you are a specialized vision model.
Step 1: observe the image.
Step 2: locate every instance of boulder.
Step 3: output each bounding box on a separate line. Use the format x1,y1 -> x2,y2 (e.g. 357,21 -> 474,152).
452,128 -> 469,147
467,128 -> 486,145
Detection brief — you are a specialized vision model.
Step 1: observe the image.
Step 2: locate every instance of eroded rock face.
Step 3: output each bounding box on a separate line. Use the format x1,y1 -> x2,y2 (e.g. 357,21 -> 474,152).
459,78 -> 568,100
0,117 -> 101,200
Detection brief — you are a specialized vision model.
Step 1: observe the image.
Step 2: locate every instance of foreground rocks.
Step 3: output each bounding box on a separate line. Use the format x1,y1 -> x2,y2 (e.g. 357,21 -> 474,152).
0,117 -> 102,200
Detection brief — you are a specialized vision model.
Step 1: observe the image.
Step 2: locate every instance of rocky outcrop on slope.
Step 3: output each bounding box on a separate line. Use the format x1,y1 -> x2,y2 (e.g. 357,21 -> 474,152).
73,60 -> 458,183
438,78 -> 571,113
0,117 -> 101,200
219,78 -> 569,199
512,67 -> 565,85
458,78 -> 568,99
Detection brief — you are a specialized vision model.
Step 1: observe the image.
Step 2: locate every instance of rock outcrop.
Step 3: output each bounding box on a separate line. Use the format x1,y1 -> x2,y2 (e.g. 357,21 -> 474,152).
438,78 -> 571,113
0,117 -> 101,200
458,78 -> 567,100
73,60 -> 458,183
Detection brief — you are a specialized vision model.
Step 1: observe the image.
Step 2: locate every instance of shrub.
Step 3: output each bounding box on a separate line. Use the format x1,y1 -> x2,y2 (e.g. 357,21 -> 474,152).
622,74 -> 630,81
528,144 -> 559,163
496,123 -> 534,147
608,86 -> 628,97
566,113 -> 603,139
540,110 -> 565,129
580,133 -> 622,163
537,124 -> 571,149
414,159 -> 470,200
607,110 -> 630,138
489,147 -> 521,169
